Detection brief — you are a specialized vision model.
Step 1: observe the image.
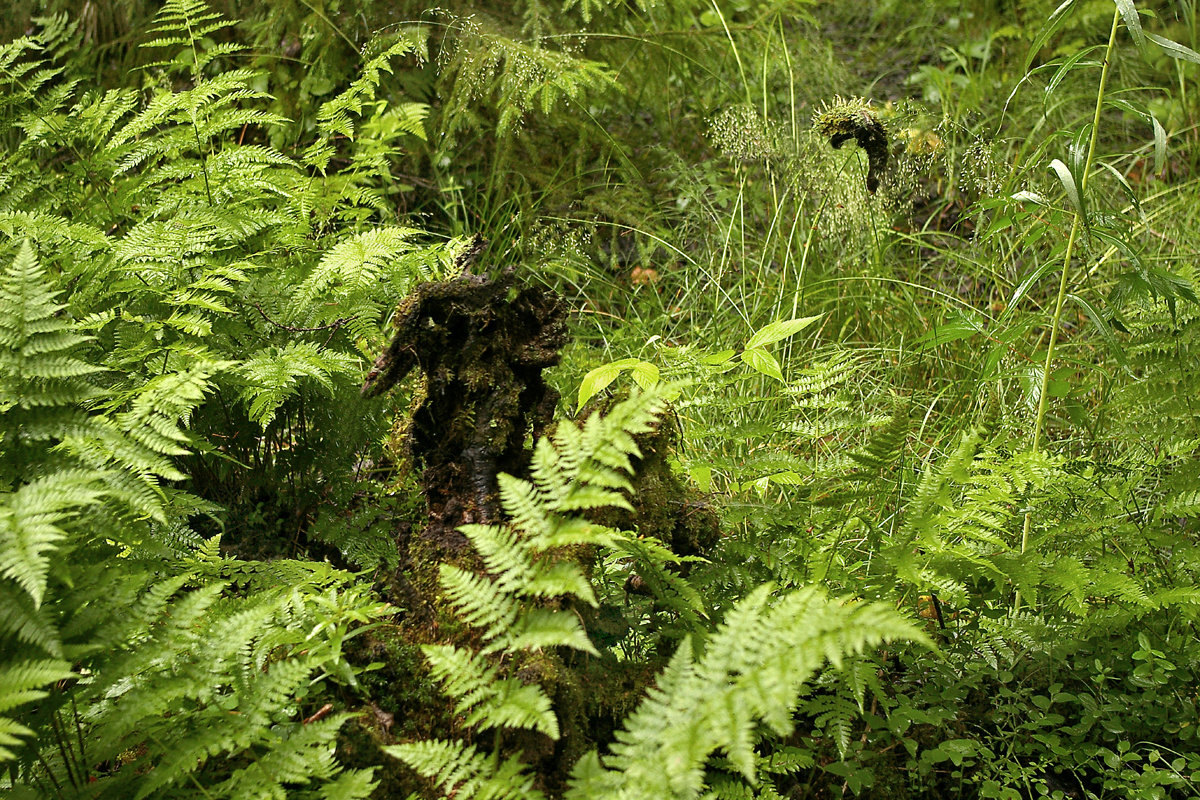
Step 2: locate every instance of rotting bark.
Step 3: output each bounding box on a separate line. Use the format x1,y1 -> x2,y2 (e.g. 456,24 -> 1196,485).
361,235 -> 567,556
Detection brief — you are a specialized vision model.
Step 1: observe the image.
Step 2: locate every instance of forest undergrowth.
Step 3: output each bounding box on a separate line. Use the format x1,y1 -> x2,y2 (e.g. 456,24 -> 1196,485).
3,1 -> 1200,798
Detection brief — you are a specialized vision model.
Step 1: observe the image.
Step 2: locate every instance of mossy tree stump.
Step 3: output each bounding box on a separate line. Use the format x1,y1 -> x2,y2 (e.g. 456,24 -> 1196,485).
362,238 -> 567,557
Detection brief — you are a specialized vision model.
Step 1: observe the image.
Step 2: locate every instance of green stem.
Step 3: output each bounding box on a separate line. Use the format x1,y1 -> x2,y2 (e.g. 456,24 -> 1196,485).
1016,6 -> 1121,610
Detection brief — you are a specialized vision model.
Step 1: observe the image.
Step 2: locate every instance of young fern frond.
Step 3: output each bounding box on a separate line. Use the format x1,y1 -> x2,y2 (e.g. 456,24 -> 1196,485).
0,472 -> 104,606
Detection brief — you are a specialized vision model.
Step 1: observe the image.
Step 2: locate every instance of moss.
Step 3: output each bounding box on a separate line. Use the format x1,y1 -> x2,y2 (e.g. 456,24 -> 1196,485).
814,97 -> 890,193
335,626 -> 456,797
362,246 -> 567,558
361,240 -> 567,635
352,254 -> 717,797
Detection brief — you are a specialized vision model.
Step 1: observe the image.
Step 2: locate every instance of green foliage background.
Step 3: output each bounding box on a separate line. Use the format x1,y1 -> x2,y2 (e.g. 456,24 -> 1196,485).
3,0 -> 1200,798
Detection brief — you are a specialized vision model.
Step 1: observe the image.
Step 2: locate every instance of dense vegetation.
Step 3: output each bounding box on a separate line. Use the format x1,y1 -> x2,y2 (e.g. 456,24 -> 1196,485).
3,0 -> 1200,797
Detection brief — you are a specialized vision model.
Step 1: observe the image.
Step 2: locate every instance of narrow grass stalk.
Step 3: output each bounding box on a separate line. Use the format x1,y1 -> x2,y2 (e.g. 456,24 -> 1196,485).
1016,6 -> 1122,610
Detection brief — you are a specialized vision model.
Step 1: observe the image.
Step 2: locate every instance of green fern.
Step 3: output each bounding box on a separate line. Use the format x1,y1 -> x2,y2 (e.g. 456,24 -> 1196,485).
0,242 -> 103,469
313,32 -> 427,145
435,14 -> 619,143
237,342 -> 357,429
387,389 -> 924,800
387,740 -> 546,800
24,548 -> 388,799
385,390 -> 670,796
565,585 -> 924,799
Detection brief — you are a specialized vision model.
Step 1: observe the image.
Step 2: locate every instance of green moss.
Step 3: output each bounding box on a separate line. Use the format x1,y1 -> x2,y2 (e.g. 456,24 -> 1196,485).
813,96 -> 890,193
362,254 -> 567,556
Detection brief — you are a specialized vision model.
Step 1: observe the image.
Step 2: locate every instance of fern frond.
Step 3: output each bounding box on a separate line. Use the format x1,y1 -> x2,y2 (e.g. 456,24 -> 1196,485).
608,533 -> 708,625
846,407 -> 909,475
68,559 -> 383,798
423,645 -> 559,738
291,226 -> 426,319
314,33 -> 427,143
0,659 -> 74,760
0,579 -> 61,655
144,0 -> 230,43
438,22 -> 618,140
0,242 -> 103,416
492,607 -> 598,656
439,561 -> 520,636
383,740 -> 547,800
237,343 -> 356,429
0,472 -> 104,606
566,585 -> 925,799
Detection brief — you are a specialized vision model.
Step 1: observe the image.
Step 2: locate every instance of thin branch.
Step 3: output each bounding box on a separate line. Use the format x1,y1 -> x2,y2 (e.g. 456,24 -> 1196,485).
252,303 -> 355,333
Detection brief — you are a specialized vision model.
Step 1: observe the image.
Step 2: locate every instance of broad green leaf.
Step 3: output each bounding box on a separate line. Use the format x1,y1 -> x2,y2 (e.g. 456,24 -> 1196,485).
1011,190 -> 1047,204
576,358 -> 647,409
703,349 -> 737,365
915,319 -> 982,350
1001,260 -> 1062,324
1047,376 -> 1071,398
1095,161 -> 1142,219
740,348 -> 784,382
766,471 -> 804,486
1091,227 -> 1145,271
630,361 -> 660,390
577,363 -> 623,410
744,314 -> 823,350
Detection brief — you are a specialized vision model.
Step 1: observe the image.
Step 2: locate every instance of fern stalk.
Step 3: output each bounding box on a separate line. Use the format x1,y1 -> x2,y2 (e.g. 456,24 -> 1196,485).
1017,5 -> 1122,608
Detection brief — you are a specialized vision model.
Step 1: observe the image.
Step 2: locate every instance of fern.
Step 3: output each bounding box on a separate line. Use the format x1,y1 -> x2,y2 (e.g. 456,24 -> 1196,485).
0,242 -> 103,469
434,12 -> 619,144
386,389 -> 925,800
422,645 -> 559,737
313,32 -> 427,145
237,342 -> 357,429
0,659 -> 73,762
565,585 -> 924,799
0,11 -> 410,783
290,226 -> 431,326
388,740 -> 546,800
385,390 -> 669,796
25,549 -> 389,799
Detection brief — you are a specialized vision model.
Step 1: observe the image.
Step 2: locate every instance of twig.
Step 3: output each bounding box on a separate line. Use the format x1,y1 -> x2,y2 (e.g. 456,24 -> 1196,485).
303,703 -> 334,725
252,303 -> 355,333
